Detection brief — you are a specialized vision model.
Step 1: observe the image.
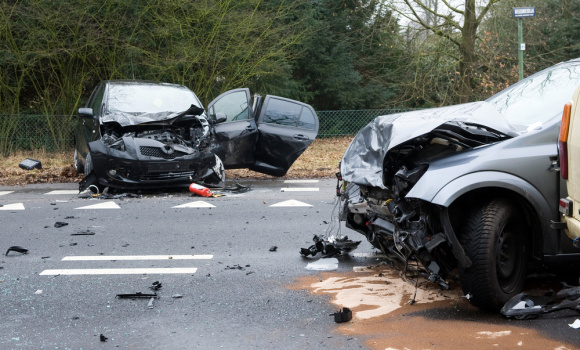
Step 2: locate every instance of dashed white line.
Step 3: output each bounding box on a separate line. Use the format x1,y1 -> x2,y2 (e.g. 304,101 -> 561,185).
75,201 -> 120,210
44,190 -> 79,195
39,268 -> 198,275
270,200 -> 312,207
172,201 -> 215,208
62,255 -> 213,261
0,203 -> 25,211
0,191 -> 14,196
283,180 -> 320,183
280,187 -> 319,192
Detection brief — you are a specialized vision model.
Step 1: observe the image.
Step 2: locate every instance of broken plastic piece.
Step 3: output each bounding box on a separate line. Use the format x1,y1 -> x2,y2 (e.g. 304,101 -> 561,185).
116,293 -> 158,299
269,246 -> 278,252
172,294 -> 183,298
5,246 -> 28,256
501,289 -> 580,320
71,230 -> 95,236
305,258 -> 339,271
149,281 -> 162,291
54,222 -> 68,228
189,183 -> 213,197
300,235 -> 361,258
99,334 -> 108,342
569,319 -> 580,329
331,307 -> 352,323
19,158 -> 42,170
147,297 -> 155,309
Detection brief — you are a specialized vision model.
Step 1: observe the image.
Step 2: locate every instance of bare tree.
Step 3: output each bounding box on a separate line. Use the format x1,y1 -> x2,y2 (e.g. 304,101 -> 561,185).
390,0 -> 502,103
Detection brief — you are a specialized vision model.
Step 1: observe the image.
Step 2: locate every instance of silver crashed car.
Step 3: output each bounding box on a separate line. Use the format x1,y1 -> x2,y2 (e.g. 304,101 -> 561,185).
339,58 -> 580,310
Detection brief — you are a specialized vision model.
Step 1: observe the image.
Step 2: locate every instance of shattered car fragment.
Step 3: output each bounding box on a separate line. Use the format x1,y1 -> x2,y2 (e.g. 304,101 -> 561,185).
339,58 -> 580,310
75,81 -> 319,191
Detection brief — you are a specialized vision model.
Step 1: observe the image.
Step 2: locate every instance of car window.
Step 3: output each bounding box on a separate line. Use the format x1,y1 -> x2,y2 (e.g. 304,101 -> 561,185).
297,107 -> 316,130
210,90 -> 249,122
262,98 -> 302,127
487,61 -> 580,129
89,84 -> 105,116
106,84 -> 201,114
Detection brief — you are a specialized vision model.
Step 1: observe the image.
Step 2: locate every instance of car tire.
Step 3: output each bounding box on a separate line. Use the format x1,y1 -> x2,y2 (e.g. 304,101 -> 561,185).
84,152 -> 93,176
74,149 -> 84,174
458,198 -> 528,311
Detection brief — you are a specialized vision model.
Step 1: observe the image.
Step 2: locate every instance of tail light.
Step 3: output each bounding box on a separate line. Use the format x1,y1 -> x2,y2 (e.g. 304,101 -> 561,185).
559,102 -> 572,179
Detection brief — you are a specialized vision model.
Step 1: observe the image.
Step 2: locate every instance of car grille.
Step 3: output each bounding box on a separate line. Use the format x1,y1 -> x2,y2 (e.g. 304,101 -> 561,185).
140,171 -> 196,181
140,146 -> 187,159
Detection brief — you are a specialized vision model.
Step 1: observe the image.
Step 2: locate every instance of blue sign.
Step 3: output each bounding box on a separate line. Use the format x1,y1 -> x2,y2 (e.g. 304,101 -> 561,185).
512,7 -> 535,18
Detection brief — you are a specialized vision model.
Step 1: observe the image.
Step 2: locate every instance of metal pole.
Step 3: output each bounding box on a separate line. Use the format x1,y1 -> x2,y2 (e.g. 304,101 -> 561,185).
518,18 -> 523,81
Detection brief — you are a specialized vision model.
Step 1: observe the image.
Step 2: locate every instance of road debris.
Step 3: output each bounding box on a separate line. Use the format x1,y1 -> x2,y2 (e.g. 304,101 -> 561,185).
501,284 -> 580,319
54,222 -> 68,228
71,230 -> 95,236
305,258 -> 339,271
149,281 -> 162,291
569,319 -> 580,329
189,183 -> 213,197
5,246 -> 28,256
18,158 -> 42,170
147,297 -> 155,309
300,235 -> 360,258
116,293 -> 158,299
269,246 -> 278,252
225,264 -> 250,271
331,307 -> 352,323
99,334 -> 108,342
172,294 -> 183,299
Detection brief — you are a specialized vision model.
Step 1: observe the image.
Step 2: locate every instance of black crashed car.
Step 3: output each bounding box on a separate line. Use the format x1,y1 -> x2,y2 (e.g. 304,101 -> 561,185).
74,80 -> 319,191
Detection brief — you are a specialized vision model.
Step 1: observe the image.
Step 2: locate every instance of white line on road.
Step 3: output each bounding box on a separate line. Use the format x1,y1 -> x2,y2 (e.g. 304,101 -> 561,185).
280,187 -> 319,192
75,201 -> 120,210
39,268 -> 198,275
44,190 -> 79,195
172,201 -> 215,208
0,191 -> 14,196
270,200 -> 312,207
283,180 -> 320,183
62,255 -> 213,261
0,203 -> 25,210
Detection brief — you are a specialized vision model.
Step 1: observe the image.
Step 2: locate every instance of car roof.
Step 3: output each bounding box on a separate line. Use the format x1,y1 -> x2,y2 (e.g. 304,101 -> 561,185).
104,80 -> 188,88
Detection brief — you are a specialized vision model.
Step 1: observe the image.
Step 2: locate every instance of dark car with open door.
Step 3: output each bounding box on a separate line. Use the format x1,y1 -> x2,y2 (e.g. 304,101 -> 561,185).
74,81 -> 319,191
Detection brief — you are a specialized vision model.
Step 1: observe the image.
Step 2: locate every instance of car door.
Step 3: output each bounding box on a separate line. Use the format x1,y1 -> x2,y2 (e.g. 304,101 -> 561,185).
250,95 -> 319,176
207,88 -> 258,168
76,82 -> 106,159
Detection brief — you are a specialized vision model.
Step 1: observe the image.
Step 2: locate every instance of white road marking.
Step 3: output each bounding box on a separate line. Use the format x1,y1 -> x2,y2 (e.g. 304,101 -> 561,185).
0,203 -> 25,210
172,201 -> 215,208
44,190 -> 79,195
0,191 -> 14,196
39,268 -> 198,275
280,187 -> 319,192
270,200 -> 312,207
62,255 -> 213,261
283,180 -> 319,183
75,201 -> 120,210
353,253 -> 387,258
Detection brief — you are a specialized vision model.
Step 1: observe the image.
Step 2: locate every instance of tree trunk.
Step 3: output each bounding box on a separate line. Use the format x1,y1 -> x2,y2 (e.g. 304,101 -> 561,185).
459,0 -> 477,103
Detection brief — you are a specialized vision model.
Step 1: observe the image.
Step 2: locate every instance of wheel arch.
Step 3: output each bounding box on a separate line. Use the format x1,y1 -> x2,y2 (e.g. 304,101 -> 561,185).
409,171 -> 557,257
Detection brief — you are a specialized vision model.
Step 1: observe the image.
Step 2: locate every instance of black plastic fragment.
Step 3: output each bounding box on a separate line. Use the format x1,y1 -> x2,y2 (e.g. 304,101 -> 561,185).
19,158 -> 42,170
99,334 -> 108,342
300,235 -> 361,258
116,293 -> 158,299
331,307 -> 352,323
269,246 -> 278,252
501,286 -> 580,320
5,246 -> 28,256
54,222 -> 68,228
71,230 -> 95,236
149,281 -> 162,291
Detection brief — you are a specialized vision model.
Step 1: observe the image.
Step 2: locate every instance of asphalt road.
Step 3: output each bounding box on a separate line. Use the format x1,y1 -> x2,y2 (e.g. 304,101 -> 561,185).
1,179 -> 580,349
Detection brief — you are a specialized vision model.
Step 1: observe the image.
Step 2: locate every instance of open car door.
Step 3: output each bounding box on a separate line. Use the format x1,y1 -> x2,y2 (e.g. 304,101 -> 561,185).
250,95 -> 319,176
207,88 -> 258,168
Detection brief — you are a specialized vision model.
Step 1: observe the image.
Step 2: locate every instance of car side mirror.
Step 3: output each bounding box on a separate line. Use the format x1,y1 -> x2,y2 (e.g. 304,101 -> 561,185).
78,108 -> 94,119
215,112 -> 227,124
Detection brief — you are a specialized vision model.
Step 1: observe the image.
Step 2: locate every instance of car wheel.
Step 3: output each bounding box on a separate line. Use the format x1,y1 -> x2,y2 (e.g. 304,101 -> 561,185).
74,149 -> 84,174
458,198 -> 528,310
84,152 -> 93,176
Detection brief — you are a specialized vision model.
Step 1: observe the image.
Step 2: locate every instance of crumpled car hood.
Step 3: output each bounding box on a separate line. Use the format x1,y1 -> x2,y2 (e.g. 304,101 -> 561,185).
101,105 -> 205,127
340,101 -> 519,189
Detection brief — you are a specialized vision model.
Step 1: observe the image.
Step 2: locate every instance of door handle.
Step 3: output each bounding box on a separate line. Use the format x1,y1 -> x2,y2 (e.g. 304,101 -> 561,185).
293,134 -> 309,141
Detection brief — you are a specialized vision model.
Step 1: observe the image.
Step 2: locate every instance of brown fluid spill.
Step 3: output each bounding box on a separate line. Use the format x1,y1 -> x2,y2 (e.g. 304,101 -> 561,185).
291,267 -> 580,350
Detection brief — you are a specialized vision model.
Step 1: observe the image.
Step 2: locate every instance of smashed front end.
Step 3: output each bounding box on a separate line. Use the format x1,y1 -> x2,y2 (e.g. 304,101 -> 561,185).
81,106 -> 222,191
339,102 -> 516,287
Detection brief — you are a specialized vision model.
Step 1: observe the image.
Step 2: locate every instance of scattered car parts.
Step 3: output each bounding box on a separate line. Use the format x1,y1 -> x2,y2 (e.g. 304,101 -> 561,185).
300,235 -> 361,258
18,158 -> 42,170
5,246 -> 28,256
331,307 -> 352,323
501,284 -> 580,320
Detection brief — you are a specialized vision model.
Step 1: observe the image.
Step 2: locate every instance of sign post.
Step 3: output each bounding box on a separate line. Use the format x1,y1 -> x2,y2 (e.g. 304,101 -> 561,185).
512,7 -> 536,81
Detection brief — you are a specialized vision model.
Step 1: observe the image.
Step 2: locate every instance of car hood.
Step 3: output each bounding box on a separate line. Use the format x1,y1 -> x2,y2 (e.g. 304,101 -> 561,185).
101,105 -> 205,127
340,101 -> 520,189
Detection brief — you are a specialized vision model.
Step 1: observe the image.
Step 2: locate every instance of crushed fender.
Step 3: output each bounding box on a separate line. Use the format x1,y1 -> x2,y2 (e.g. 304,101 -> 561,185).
300,235 -> 361,258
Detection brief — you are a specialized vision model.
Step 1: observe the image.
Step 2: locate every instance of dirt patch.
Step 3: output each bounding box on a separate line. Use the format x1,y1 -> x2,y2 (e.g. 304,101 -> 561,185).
291,268 -> 579,350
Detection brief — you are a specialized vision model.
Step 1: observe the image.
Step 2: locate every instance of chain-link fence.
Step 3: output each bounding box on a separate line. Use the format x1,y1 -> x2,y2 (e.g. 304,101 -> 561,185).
0,108 -> 416,154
